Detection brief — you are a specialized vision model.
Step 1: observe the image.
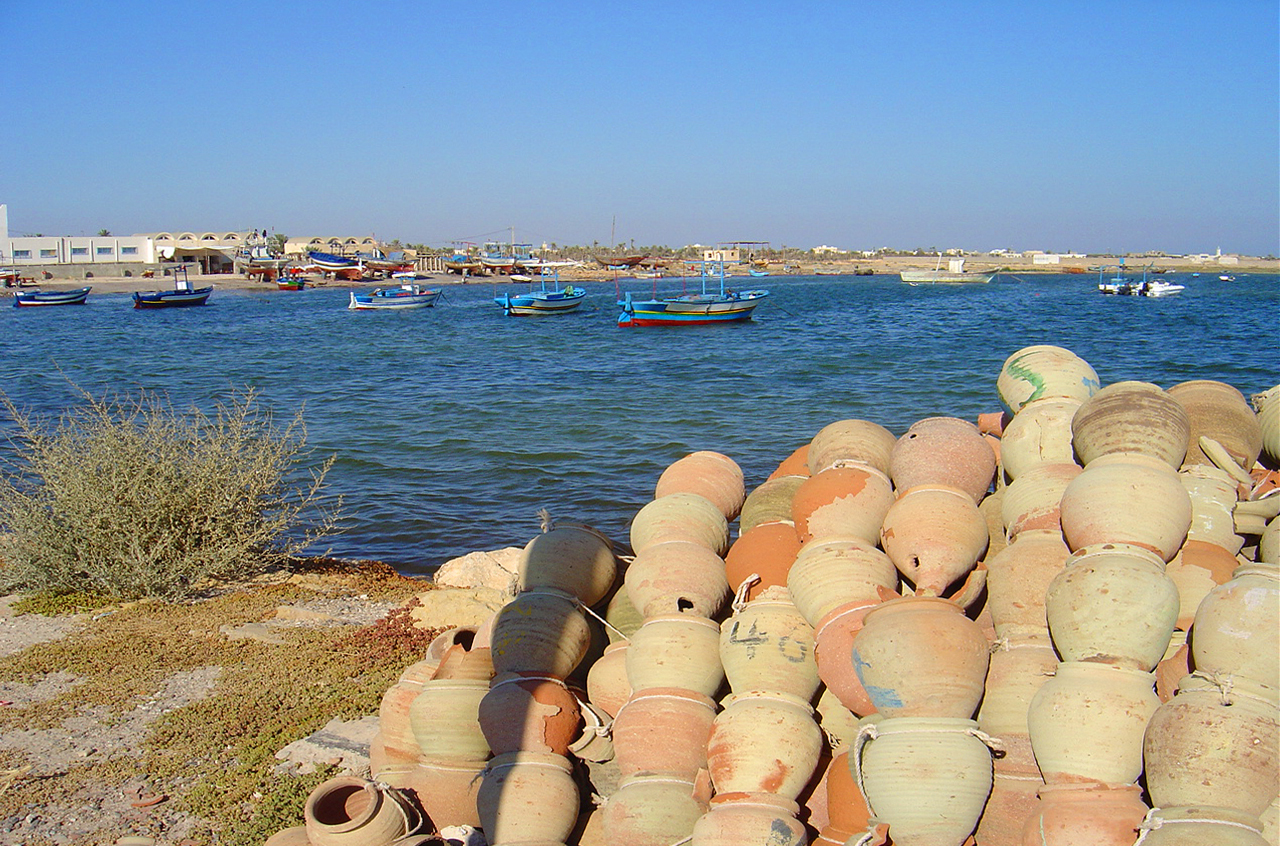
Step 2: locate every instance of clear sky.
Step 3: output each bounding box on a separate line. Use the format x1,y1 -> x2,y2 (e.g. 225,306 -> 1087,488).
4,0 -> 1278,256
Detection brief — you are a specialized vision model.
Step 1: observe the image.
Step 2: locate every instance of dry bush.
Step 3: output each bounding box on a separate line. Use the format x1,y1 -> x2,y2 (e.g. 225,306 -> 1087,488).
0,387 -> 340,600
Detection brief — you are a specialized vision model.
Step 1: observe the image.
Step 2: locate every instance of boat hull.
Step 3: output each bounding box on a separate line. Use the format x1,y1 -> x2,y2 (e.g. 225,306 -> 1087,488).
495,289 -> 586,316
899,271 -> 994,284
348,288 -> 441,310
132,287 -> 213,308
307,251 -> 357,271
617,291 -> 767,327
12,286 -> 91,307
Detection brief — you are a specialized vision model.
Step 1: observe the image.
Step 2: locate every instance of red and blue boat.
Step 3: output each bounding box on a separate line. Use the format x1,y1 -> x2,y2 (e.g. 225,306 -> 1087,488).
133,266 -> 212,309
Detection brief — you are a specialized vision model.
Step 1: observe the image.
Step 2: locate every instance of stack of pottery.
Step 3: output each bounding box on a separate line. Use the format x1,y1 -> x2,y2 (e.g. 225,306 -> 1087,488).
1138,562 -> 1279,845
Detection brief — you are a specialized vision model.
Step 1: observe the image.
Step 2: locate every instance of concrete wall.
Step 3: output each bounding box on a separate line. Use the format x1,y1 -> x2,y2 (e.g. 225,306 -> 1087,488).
3,236 -> 157,266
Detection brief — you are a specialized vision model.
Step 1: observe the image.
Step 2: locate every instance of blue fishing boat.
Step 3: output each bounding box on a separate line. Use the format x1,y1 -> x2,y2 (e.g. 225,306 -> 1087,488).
133,266 -> 212,309
307,250 -> 357,271
348,282 -> 441,310
12,286 -> 91,307
617,261 -> 768,327
494,268 -> 586,316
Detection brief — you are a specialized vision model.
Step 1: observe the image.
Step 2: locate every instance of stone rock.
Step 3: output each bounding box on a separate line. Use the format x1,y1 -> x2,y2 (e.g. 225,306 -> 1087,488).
433,548 -> 523,597
273,715 -> 380,775
218,622 -> 286,645
408,587 -> 510,631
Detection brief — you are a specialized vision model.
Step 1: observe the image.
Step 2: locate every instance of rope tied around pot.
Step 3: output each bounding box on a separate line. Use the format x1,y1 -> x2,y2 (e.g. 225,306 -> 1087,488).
731,573 -> 761,614
1132,807 -> 1264,845
570,693 -> 613,738
365,780 -> 425,836
852,721 -> 1005,802
1192,670 -> 1277,708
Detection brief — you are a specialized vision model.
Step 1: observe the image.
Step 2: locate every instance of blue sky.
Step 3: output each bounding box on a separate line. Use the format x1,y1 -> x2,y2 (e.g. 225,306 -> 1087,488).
4,0 -> 1277,255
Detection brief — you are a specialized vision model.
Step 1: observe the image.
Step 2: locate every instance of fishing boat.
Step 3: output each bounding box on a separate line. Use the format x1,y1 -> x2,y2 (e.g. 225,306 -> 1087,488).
617,261 -> 768,327
307,250 -> 358,271
900,256 -> 994,284
276,276 -> 308,291
12,286 -> 92,307
1096,263 -> 1183,297
748,268 -> 770,277
133,266 -> 212,308
348,282 -> 441,310
495,271 -> 586,316
595,254 -> 649,269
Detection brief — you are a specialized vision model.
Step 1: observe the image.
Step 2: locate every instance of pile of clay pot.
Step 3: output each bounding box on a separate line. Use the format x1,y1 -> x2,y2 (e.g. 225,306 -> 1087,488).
265,343 -> 1279,846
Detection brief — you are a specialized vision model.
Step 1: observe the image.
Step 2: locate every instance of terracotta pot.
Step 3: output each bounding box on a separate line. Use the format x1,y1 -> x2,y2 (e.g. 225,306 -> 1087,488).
1262,519 -> 1279,566
490,588 -> 591,678
719,587 -> 820,700
1166,541 -> 1242,630
655,450 -> 746,521
1059,453 -> 1192,561
787,535 -> 898,628
814,599 -> 883,716
1191,563 -> 1280,689
1071,380 -> 1190,468
978,636 -> 1059,741
723,522 -> 802,603
601,772 -> 709,846
374,758 -> 485,829
1019,782 -> 1147,846
1169,379 -> 1264,470
815,687 -> 862,750
851,595 -> 990,719
408,678 -> 491,763
889,416 -> 998,503
1045,542 -> 1179,671
476,751 -> 579,844
604,584 -> 644,644
997,345 -> 1100,414
567,695 -> 615,763
978,410 -> 1013,437
740,475 -> 806,533
707,691 -> 823,800
585,641 -> 631,718
1134,806 -> 1269,846
880,485 -> 990,596
1143,672 -> 1280,816
808,418 -> 898,475
981,486 -> 1009,561
1026,661 -> 1159,784
520,523 -> 618,607
975,766 -> 1043,846
1256,385 -> 1280,466
999,399 -> 1084,482
625,613 -> 724,697
1180,464 -> 1245,554
264,827 -> 310,846
630,492 -> 730,556
770,443 -> 812,480
690,792 -> 807,846
303,776 -> 421,846
478,671 -> 582,756
1154,630 -> 1190,703
984,529 -> 1070,640
378,658 -> 439,762
857,717 -> 995,846
792,464 -> 895,544
824,748 -> 871,834
611,687 -> 717,780
1001,463 -> 1081,540
624,539 -> 730,618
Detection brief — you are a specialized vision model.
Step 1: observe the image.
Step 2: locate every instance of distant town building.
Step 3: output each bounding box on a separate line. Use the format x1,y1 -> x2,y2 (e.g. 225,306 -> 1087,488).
812,245 -> 845,255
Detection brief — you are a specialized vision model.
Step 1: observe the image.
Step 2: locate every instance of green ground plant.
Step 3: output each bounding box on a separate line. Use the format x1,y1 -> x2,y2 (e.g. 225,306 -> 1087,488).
0,387 -> 340,600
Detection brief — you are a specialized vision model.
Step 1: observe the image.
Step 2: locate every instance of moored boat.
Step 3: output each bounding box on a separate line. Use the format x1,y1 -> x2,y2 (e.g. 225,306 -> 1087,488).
348,283 -> 441,310
133,266 -> 212,309
307,250 -> 357,271
276,276 -> 308,291
1097,263 -> 1183,297
900,256 -> 994,284
495,271 -> 586,316
12,286 -> 91,307
617,261 -> 767,327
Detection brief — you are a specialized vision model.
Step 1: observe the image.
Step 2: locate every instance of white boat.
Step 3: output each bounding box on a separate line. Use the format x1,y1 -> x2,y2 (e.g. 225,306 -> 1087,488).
1097,264 -> 1184,297
900,256 -> 994,284
348,283 -> 441,310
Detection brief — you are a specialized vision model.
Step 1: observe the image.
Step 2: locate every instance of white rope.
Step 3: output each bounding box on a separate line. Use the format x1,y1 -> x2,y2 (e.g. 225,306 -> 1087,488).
731,573 -> 761,614
571,595 -> 629,640
571,693 -> 613,737
1132,807 -> 1263,845
813,599 -> 879,641
371,781 -> 423,835
853,722 -> 1006,801
488,673 -> 568,692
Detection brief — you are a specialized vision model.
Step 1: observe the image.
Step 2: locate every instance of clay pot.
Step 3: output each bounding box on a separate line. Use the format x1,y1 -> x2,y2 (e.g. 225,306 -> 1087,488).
655,450 -> 746,521
889,416 -> 998,503
815,687 -> 862,750
880,485 -> 990,596
1045,542 -> 1179,671
770,443 -> 812,480
601,772 -> 709,846
1059,453 -> 1192,561
374,758 -> 485,829
604,584 -> 645,644
1169,379 -> 1264,470
740,475 -> 806,533
1071,380 -> 1191,468
490,588 -> 591,678
690,792 -> 807,846
611,687 -> 717,780
1019,782 -> 1148,846
719,587 -> 820,700
984,529 -> 1070,640
707,691 -> 823,800
857,717 -> 995,846
787,535 -> 898,628
808,418 -> 898,475
1165,540 -> 1241,630
1135,806 -> 1269,846
978,410 -> 1013,437
585,641 -> 631,718
1143,672 -> 1280,816
814,599 -> 883,716
625,540 -> 730,618
520,524 -> 617,607
1001,463 -> 1081,540
408,678 -> 491,763
264,827 -> 311,846
997,345 -> 1100,413
625,614 -> 724,697
630,492 -> 730,556
792,464 -> 895,544
478,672 -> 582,756
1256,385 -> 1280,466
303,776 -> 421,846
723,522 -> 802,602
1026,661 -> 1159,784
1154,630 -> 1191,703
978,636 -> 1059,742
1180,464 -> 1244,554
851,596 -> 990,719
567,695 -> 615,763
981,486 -> 1009,561
378,658 -> 439,762
1191,563 -> 1280,689
476,751 -> 579,844
1262,519 -> 1279,565
975,766 -> 1042,846
1000,398 -> 1084,482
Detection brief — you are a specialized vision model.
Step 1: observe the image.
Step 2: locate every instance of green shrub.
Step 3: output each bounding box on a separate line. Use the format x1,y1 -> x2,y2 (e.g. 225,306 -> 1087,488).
0,388 -> 340,600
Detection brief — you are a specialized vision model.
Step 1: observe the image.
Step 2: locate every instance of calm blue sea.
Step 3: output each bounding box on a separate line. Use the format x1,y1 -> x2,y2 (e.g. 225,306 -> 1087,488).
2,272 -> 1276,577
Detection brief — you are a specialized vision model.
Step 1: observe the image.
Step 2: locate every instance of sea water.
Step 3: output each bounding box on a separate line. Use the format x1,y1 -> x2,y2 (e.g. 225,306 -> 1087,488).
2,273 -> 1276,576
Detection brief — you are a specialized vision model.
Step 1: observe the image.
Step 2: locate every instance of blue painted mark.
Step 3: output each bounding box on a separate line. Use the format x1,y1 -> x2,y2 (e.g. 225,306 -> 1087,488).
864,683 -> 905,709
